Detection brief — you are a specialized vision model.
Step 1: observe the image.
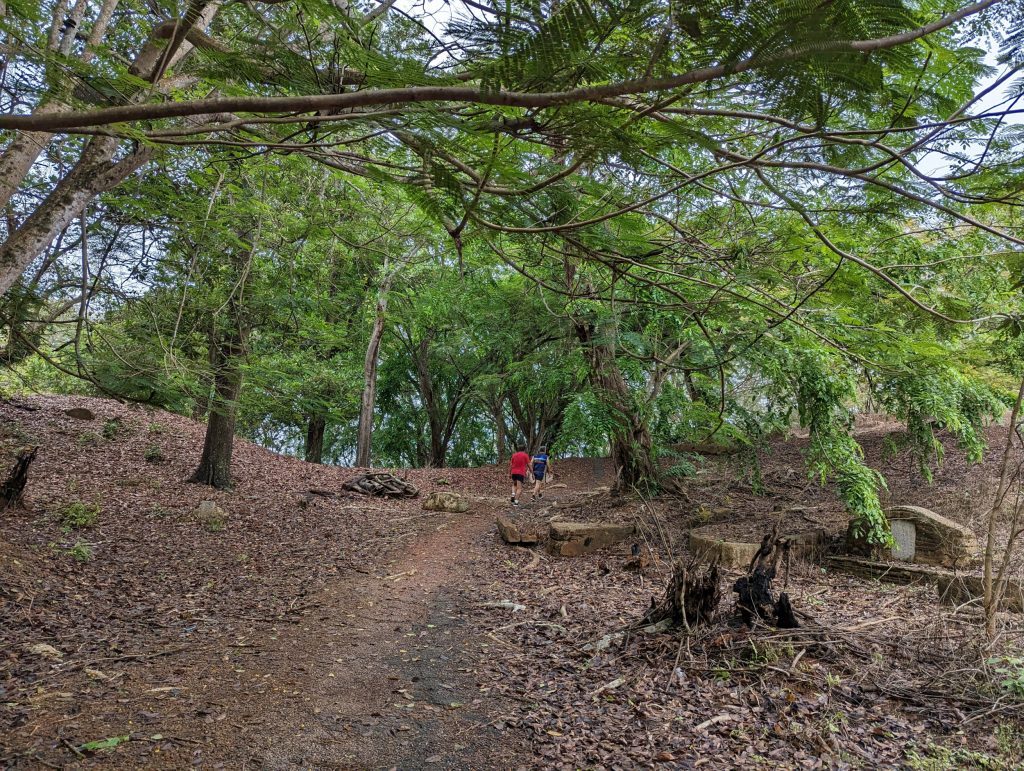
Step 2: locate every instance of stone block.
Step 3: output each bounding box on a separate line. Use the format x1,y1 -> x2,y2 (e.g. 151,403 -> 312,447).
193,500 -> 228,531
422,491 -> 470,513
886,505 -> 978,567
496,515 -> 540,546
547,521 -> 634,557
890,519 -> 915,561
688,528 -> 826,569
64,407 -> 95,420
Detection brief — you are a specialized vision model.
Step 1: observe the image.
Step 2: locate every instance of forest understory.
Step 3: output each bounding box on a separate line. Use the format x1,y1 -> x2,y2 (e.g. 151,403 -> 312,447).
2,396 -> 1023,770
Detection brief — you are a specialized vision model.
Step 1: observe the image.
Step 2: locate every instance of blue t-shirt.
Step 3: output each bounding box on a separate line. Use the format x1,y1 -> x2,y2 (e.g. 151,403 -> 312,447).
532,453 -> 549,476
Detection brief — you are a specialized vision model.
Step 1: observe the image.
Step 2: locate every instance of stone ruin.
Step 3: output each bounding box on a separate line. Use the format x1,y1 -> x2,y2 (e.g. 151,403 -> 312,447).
847,504 -> 979,568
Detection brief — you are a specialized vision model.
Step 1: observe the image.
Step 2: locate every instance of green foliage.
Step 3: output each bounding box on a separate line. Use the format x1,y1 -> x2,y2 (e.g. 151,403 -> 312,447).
57,502 -> 100,532
875,369 -> 1008,480
988,656 -> 1024,700
76,431 -> 101,446
905,742 -> 1011,771
795,350 -> 890,545
78,736 -> 129,753
101,418 -> 121,440
5,0 -> 1022,506
64,541 -> 94,562
198,506 -> 227,533
143,445 -> 164,463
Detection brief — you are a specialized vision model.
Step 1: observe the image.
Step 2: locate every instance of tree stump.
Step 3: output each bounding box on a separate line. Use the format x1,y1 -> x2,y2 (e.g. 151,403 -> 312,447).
732,526 -> 799,628
1,446 -> 37,510
641,558 -> 721,629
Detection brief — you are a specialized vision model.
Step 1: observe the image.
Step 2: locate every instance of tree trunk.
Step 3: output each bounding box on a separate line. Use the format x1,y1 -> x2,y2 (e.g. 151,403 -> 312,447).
355,280 -> 390,467
190,309 -> 245,489
305,414 -> 326,464
983,376 -> 1024,637
414,336 -> 447,468
1,446 -> 37,510
574,319 -> 661,493
492,400 -> 507,464
0,3 -> 215,297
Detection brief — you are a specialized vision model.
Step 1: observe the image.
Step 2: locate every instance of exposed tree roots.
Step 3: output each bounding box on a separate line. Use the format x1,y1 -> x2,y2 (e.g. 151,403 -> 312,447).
1,446 -> 36,510
733,525 -> 799,629
642,557 -> 722,629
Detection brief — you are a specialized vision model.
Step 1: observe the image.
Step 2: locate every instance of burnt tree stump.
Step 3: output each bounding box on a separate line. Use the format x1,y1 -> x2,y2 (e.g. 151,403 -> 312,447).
1,446 -> 37,510
733,526 -> 799,628
642,558 -> 721,629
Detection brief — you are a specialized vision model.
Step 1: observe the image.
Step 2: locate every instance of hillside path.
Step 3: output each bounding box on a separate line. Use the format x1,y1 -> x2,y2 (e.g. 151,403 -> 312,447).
226,501 -> 524,769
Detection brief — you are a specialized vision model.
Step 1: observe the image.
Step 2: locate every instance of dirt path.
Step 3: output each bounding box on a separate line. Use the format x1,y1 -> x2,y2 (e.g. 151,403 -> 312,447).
219,503 -> 524,769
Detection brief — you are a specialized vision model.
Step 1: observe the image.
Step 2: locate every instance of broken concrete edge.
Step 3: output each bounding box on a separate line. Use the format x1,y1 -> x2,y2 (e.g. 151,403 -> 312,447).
846,505 -> 980,568
546,520 -> 636,557
495,515 -> 541,546
687,528 -> 827,570
549,521 -> 636,540
826,556 -> 1023,613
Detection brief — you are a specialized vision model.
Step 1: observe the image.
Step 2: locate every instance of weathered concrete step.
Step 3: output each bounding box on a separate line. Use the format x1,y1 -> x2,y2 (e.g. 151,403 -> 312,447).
687,527 -> 827,569
827,556 -> 1024,612
547,521 -> 635,557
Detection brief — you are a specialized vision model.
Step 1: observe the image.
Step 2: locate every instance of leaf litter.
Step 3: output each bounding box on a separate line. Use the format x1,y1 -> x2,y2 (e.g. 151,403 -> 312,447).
1,396 -> 1023,768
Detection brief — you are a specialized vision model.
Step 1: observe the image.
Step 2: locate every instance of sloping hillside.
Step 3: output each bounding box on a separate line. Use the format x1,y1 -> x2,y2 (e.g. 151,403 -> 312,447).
2,396 -> 1023,769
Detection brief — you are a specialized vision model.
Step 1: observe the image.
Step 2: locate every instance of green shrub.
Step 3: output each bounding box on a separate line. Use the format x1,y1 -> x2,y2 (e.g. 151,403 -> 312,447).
143,445 -> 164,463
77,431 -> 101,446
101,418 -> 121,440
988,656 -> 1024,699
58,502 -> 100,531
148,422 -> 164,435
66,541 -> 94,562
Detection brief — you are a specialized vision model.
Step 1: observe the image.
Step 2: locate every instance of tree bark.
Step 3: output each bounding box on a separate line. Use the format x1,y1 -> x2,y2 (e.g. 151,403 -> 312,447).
574,318 -> 662,493
190,304 -> 246,489
413,335 -> 448,467
1,446 -> 37,510
983,376 -> 1024,637
491,399 -> 507,464
305,414 -> 326,464
355,276 -> 391,467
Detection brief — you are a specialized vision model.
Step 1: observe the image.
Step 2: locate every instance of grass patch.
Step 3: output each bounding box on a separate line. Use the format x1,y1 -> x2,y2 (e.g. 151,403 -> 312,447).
57,501 -> 100,532
65,541 -> 94,562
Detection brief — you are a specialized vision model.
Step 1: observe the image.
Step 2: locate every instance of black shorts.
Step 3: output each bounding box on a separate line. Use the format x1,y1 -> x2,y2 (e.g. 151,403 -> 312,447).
533,471 -> 545,481
511,473 -> 525,482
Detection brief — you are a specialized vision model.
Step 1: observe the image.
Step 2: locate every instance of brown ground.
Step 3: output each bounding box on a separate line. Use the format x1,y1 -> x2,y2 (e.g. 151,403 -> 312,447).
2,396 -> 1023,769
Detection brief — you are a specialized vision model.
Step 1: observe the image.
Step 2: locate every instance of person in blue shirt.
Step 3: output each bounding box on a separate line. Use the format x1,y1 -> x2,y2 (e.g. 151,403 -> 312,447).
530,446 -> 552,500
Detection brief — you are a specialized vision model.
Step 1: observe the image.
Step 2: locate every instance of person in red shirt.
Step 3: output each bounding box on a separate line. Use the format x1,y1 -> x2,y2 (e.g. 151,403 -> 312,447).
508,446 -> 530,506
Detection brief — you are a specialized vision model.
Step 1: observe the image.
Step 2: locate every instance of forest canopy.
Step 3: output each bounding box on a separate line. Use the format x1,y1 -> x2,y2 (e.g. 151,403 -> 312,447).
3,0 -> 1024,543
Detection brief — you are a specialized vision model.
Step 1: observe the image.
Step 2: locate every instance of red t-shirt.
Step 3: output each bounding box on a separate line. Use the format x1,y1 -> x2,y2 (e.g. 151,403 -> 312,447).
509,451 -> 530,476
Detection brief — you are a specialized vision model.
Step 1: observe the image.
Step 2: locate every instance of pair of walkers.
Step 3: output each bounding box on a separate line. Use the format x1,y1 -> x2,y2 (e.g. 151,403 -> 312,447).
508,446 -> 551,506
